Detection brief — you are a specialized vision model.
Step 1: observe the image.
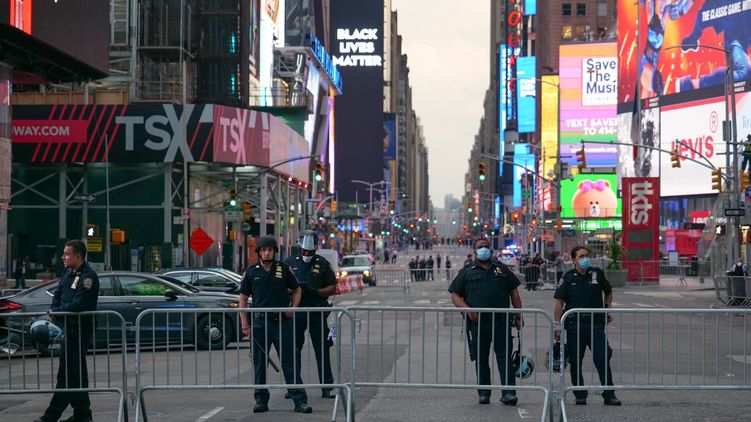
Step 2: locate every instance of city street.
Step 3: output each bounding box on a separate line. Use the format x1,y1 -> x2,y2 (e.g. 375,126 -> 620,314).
1,246 -> 749,422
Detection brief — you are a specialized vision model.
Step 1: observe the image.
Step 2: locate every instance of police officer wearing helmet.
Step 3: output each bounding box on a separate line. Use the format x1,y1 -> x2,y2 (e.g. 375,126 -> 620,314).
238,236 -> 313,414
449,237 -> 524,406
553,245 -> 622,406
284,230 -> 337,399
35,239 -> 100,422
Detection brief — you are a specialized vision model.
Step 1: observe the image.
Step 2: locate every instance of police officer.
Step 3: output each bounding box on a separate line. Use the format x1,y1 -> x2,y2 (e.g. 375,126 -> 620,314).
238,237 -> 313,414
553,245 -> 622,406
284,231 -> 337,399
35,240 -> 100,422
449,237 -> 524,406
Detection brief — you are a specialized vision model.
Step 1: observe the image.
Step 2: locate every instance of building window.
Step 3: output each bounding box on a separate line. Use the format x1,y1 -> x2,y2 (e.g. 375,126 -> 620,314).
577,3 -> 586,15
598,2 -> 607,16
562,3 -> 572,15
575,25 -> 586,40
597,26 -> 609,39
562,25 -> 573,40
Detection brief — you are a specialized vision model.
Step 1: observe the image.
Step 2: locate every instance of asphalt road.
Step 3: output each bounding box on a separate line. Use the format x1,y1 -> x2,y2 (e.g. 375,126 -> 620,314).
1,245 -> 750,421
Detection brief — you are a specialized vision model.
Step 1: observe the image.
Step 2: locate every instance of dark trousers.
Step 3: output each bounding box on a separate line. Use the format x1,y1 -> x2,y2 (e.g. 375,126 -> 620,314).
427,268 -> 434,280
252,318 -> 307,405
556,271 -> 564,284
293,310 -> 334,392
467,315 -> 515,397
566,320 -> 615,399
44,324 -> 92,420
743,152 -> 751,173
14,275 -> 26,289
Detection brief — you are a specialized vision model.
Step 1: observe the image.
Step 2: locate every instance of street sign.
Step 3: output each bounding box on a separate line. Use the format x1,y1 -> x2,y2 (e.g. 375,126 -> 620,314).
190,228 -> 213,256
173,216 -> 187,225
73,194 -> 95,203
87,237 -> 103,253
724,208 -> 746,217
224,209 -> 243,222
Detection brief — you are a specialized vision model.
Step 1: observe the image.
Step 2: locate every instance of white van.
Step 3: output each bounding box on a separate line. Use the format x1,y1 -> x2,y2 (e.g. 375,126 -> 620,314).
316,249 -> 339,274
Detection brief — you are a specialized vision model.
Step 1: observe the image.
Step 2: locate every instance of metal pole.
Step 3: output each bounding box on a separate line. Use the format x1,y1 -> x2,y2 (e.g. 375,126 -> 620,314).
105,136 -> 111,271
724,52 -> 733,268
260,173 -> 268,237
729,49 -> 740,263
183,160 -> 190,267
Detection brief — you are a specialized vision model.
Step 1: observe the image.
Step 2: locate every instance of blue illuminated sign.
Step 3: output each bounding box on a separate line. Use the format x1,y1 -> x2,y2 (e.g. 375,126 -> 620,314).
525,0 -> 537,15
516,56 -> 536,134
513,143 -> 536,208
311,37 -> 343,93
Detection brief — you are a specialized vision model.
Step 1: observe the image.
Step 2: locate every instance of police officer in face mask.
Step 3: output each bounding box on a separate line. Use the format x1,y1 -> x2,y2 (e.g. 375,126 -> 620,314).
449,237 -> 524,406
553,245 -> 622,407
284,231 -> 338,398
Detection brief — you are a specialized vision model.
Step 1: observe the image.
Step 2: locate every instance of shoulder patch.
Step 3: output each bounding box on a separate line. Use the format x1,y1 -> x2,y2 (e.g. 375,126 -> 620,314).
83,278 -> 93,290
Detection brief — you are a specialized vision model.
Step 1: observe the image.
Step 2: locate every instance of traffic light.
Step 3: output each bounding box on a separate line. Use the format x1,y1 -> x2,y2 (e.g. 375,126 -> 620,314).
389,200 -> 395,215
575,147 -> 587,170
711,168 -> 723,192
242,202 -> 251,221
314,161 -> 324,182
229,189 -> 237,207
511,212 -> 520,223
478,162 -> 487,181
671,147 -> 681,168
467,199 -> 473,214
331,200 -> 337,213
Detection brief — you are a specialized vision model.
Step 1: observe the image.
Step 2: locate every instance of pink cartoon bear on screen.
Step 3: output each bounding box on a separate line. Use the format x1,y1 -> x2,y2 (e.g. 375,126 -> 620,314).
571,179 -> 617,218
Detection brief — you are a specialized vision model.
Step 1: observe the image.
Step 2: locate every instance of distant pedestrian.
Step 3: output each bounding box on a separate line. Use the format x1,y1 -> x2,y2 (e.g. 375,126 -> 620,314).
445,257 -> 452,279
551,251 -> 565,284
418,257 -> 427,281
426,256 -> 435,281
436,254 -> 442,270
383,248 -> 390,264
463,254 -> 473,267
408,258 -> 417,281
391,249 -> 398,264
14,256 -> 27,289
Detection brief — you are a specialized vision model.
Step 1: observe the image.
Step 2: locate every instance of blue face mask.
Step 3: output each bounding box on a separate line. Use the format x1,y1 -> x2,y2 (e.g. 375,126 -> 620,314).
578,257 -> 591,269
476,247 -> 492,261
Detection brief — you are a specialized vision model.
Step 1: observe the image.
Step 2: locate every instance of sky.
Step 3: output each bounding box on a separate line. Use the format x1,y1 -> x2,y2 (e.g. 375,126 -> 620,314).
391,0 -> 490,208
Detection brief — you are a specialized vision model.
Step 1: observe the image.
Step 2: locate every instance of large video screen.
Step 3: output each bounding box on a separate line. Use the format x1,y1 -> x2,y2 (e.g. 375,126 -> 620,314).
517,56 -> 537,134
560,173 -> 621,218
659,97 -> 728,196
559,43 -> 617,167
617,0 -> 751,105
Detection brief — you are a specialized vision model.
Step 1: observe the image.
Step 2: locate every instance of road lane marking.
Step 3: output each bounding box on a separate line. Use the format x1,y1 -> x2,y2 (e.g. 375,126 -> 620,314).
337,300 -> 358,306
196,407 -> 224,422
413,299 -> 430,304
518,408 -> 533,418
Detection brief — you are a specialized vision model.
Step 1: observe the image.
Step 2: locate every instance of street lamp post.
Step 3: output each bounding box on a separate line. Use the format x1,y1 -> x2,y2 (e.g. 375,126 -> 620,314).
352,180 -> 388,216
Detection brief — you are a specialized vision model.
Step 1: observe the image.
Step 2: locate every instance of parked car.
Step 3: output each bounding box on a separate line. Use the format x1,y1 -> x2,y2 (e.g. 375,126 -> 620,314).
339,254 -> 377,286
0,272 -> 240,353
158,268 -> 241,294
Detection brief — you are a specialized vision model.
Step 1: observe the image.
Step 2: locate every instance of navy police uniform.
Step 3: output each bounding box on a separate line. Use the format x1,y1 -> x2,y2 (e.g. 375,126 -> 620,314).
554,267 -> 615,401
448,261 -> 520,399
42,262 -> 100,422
285,254 -> 337,394
240,260 -> 308,406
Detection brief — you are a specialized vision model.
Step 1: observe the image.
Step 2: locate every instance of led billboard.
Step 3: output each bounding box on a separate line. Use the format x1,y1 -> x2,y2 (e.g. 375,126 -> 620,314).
513,144 -> 535,208
659,96 -> 728,196
617,107 -> 661,182
517,56 -> 536,134
330,0 -> 384,201
560,173 -> 621,218
384,113 -> 397,200
617,0 -> 751,105
559,43 -> 617,167
540,75 -> 559,180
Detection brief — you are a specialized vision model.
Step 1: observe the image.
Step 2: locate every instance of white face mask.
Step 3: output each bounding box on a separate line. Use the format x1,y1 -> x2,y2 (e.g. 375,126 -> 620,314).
302,255 -> 313,263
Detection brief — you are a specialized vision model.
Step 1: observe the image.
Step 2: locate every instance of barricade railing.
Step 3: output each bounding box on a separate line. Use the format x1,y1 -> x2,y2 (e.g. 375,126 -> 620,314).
0,311 -> 128,422
559,308 -> 751,422
713,276 -> 751,308
133,307 -> 355,422
373,269 -> 410,293
345,306 -> 554,422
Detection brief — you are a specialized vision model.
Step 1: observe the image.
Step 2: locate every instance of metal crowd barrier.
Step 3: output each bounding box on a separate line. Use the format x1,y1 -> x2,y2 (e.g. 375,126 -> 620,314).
345,306 -> 554,422
373,269 -> 411,293
713,276 -> 751,308
133,307 -> 355,422
0,311 -> 128,422
559,308 -> 751,422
